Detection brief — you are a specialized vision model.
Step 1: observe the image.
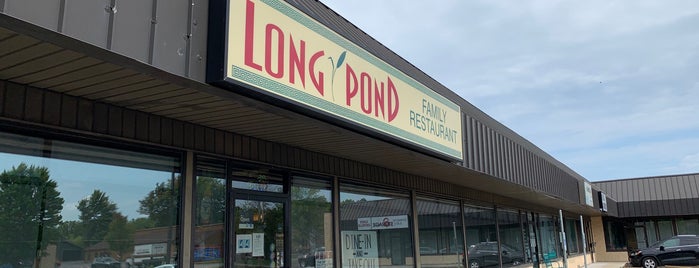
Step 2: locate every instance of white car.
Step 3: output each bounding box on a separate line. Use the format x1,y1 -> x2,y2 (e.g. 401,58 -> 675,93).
154,264 -> 177,268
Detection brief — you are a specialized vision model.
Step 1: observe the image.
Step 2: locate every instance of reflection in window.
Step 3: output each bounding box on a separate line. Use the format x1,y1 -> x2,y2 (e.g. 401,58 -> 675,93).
539,215 -> 559,259
339,184 -> 413,267
231,166 -> 284,193
657,220 -> 674,241
497,209 -> 525,266
564,219 -> 580,254
194,158 -> 227,267
0,131 -> 181,267
416,198 -> 462,267
603,218 -> 627,251
463,205 -> 498,268
677,218 -> 699,235
291,176 -> 333,268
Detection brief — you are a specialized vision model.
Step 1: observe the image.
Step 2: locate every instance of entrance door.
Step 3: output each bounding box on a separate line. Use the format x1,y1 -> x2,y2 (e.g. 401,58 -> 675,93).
234,197 -> 287,268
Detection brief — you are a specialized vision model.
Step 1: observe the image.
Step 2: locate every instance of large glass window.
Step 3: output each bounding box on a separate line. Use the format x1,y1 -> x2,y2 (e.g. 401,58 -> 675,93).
676,218 -> 699,235
643,221 -> 659,246
463,205 -> 498,268
339,183 -> 413,267
564,218 -> 580,254
416,198 -> 463,267
194,158 -> 227,267
292,176 -> 333,268
603,218 -> 627,251
657,220 -> 674,240
497,209 -> 525,266
538,215 -> 559,259
0,131 -> 181,268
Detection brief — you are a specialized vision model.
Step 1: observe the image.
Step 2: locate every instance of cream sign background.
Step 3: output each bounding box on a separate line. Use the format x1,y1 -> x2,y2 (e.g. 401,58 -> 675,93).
227,0 -> 463,160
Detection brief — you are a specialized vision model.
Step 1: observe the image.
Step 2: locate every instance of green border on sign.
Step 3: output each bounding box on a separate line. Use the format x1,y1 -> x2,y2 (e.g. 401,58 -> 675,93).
231,0 -> 463,160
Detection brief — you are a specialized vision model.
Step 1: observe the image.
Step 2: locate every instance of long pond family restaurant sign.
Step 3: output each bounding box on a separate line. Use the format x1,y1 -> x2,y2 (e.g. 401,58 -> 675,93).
225,0 -> 463,160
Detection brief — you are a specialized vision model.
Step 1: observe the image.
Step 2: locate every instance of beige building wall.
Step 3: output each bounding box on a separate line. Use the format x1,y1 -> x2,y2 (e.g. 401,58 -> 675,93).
590,216 -> 628,262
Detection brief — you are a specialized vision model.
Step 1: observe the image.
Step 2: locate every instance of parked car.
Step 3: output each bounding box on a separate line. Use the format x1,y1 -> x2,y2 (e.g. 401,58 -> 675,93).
154,264 -> 177,268
420,246 -> 438,255
91,257 -> 120,268
298,247 -> 326,267
463,242 -> 524,268
629,235 -> 699,268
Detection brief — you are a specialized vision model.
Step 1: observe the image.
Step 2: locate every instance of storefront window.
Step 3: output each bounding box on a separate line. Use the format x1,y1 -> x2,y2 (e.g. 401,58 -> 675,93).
538,215 -> 559,259
231,165 -> 284,193
194,158 -> 227,267
416,198 -> 463,267
676,218 -> 699,235
463,205 -> 498,268
643,221 -> 659,246
497,209 -> 525,266
0,131 -> 181,268
292,176 -> 333,268
603,218 -> 627,251
564,219 -> 580,254
657,220 -> 674,240
339,184 -> 413,267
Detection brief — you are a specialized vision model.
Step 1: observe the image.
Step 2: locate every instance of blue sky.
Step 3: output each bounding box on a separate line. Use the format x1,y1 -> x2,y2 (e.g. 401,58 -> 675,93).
321,0 -> 699,181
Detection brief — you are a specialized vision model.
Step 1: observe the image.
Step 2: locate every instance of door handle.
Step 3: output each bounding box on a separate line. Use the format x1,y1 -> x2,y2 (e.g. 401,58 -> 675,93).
675,249 -> 681,252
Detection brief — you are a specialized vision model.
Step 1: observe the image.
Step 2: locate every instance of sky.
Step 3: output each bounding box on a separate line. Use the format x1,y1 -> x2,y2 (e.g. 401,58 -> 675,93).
320,0 -> 699,182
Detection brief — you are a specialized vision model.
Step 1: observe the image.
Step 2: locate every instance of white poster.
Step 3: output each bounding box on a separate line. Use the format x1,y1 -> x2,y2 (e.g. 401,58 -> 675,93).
357,215 -> 409,230
252,233 -> 265,257
341,231 -> 378,268
236,234 -> 253,253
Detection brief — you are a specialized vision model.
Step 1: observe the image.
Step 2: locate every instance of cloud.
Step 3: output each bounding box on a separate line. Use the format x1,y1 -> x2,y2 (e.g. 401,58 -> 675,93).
678,153 -> 699,172
321,0 -> 699,181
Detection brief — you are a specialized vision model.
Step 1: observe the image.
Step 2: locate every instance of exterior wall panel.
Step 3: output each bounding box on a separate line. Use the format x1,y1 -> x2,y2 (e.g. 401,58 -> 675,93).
3,0 -> 61,31
111,0 -> 153,62
152,0 -> 189,75
188,0 -> 209,80
63,0 -> 111,48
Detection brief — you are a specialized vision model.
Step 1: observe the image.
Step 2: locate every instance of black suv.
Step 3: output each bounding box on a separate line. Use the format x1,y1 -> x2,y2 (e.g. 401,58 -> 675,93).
629,235 -> 699,268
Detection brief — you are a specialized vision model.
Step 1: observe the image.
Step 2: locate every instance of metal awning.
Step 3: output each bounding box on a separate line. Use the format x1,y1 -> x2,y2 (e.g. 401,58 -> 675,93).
0,14 -> 602,216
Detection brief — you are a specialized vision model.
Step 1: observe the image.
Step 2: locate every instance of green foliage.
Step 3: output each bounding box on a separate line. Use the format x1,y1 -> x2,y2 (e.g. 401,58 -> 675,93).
129,217 -> 156,230
58,220 -> 83,245
0,163 -> 64,264
195,177 -> 226,225
77,190 -> 118,246
138,177 -> 180,227
291,187 -> 330,251
105,213 -> 134,261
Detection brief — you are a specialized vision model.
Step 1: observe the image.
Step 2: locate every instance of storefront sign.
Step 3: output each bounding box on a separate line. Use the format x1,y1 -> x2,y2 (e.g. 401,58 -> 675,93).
341,231 -> 378,268
133,243 -> 167,256
357,215 -> 409,230
222,0 -> 463,160
599,192 -> 608,212
584,182 -> 594,207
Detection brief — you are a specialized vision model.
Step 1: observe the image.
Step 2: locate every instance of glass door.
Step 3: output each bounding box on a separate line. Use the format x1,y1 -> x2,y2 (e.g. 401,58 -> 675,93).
234,197 -> 287,268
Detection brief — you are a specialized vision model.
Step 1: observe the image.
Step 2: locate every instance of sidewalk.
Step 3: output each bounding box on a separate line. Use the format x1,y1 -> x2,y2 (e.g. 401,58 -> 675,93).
578,263 -> 698,268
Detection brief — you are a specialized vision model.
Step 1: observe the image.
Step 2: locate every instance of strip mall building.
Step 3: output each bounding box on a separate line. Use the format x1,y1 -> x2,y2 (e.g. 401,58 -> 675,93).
0,0 -> 697,268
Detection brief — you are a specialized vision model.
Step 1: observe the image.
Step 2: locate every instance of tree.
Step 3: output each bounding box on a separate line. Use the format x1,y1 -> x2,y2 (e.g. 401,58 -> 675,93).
77,190 -> 117,246
138,177 -> 180,227
58,220 -> 83,245
104,213 -> 134,261
291,187 -> 330,251
0,163 -> 64,264
195,177 -> 226,225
